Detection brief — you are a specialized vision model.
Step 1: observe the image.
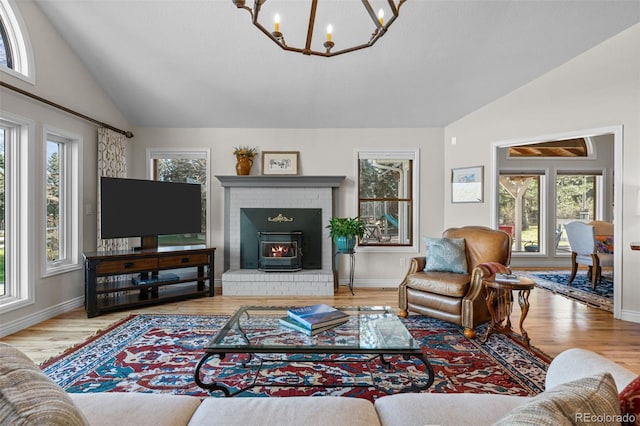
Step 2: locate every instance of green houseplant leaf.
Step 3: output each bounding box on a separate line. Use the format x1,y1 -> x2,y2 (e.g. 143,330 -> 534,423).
326,217 -> 366,239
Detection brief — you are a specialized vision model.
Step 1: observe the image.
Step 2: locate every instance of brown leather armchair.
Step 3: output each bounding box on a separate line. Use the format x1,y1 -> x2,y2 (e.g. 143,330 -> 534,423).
398,226 -> 512,338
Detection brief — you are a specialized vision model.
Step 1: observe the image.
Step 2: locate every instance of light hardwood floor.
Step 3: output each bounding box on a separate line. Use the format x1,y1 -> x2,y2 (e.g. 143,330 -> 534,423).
2,282 -> 639,374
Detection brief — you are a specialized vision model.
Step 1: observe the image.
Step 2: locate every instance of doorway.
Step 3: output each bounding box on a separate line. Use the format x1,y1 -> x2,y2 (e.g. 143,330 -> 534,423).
492,126 -> 623,318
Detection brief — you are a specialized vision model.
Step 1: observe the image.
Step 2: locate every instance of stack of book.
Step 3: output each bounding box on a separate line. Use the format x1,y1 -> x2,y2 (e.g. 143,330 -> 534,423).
279,304 -> 349,336
494,273 -> 521,283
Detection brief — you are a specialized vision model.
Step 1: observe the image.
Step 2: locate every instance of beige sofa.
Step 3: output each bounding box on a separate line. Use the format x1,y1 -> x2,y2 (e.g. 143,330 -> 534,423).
1,342 -> 636,426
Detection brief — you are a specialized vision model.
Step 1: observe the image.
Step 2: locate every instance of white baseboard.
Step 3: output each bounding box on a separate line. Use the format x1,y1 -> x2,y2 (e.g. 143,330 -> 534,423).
0,296 -> 85,338
337,279 -> 399,289
620,309 -> 640,324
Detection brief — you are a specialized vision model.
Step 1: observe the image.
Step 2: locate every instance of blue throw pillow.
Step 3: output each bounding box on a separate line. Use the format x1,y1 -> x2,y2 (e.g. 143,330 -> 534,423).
424,237 -> 468,274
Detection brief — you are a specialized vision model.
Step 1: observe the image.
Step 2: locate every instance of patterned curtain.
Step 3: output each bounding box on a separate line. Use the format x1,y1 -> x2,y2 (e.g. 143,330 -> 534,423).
97,128 -> 128,251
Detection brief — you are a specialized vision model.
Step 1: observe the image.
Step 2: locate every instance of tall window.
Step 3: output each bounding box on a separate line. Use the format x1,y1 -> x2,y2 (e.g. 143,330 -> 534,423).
44,130 -> 81,275
1,113 -> 32,311
357,149 -> 419,250
148,149 -> 209,247
498,174 -> 542,253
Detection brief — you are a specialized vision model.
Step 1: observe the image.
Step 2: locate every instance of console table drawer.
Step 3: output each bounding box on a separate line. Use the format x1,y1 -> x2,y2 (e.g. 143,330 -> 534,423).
159,253 -> 210,269
95,258 -> 158,275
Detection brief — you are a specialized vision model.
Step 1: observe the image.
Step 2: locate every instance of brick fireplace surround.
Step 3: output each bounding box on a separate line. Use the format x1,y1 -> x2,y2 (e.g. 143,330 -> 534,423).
216,175 -> 345,296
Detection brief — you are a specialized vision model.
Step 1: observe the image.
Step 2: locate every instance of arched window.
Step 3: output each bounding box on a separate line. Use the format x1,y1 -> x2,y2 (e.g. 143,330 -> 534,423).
0,0 -> 34,82
0,18 -> 12,68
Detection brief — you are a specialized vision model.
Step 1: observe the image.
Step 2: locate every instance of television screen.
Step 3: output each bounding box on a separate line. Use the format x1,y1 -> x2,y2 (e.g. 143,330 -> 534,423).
100,177 -> 202,239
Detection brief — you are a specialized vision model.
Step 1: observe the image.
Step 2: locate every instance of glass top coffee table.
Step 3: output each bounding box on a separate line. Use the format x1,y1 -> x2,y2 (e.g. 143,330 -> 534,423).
194,305 -> 434,396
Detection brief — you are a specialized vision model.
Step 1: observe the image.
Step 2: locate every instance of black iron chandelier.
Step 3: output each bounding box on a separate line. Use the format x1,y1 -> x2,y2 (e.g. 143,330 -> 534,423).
232,0 -> 407,57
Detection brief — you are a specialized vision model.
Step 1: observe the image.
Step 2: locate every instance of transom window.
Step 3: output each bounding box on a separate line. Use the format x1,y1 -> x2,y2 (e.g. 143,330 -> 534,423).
0,0 -> 34,81
0,17 -> 12,68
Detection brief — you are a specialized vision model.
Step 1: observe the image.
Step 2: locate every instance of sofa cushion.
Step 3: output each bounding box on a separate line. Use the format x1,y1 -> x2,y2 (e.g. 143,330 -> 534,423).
424,237 -> 468,274
405,271 -> 470,298
493,372 -> 621,426
374,393 -> 530,426
69,393 -> 201,426
0,342 -> 89,426
619,375 -> 640,426
545,348 -> 638,391
190,396 -> 380,426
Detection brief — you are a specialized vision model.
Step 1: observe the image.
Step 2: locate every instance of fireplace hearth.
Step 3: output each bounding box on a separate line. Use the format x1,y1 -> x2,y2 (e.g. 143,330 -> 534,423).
258,231 -> 303,271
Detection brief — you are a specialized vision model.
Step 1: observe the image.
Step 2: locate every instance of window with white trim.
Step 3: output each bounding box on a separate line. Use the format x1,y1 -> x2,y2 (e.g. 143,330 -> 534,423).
44,130 -> 81,276
356,148 -> 419,252
0,113 -> 33,311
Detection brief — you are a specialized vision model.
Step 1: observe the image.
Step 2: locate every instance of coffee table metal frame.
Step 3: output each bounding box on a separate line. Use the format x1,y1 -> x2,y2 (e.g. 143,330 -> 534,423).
194,305 -> 434,397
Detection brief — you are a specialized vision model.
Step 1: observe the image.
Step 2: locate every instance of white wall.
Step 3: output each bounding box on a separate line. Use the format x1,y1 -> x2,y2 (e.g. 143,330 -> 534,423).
443,24 -> 640,322
129,128 -> 445,287
0,1 -> 129,335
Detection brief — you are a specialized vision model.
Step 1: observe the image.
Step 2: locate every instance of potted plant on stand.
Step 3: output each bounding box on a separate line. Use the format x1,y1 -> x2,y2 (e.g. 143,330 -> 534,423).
327,216 -> 367,253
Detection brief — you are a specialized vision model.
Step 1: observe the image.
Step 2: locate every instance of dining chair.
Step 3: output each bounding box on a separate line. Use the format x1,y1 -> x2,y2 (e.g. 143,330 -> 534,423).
564,221 -> 613,289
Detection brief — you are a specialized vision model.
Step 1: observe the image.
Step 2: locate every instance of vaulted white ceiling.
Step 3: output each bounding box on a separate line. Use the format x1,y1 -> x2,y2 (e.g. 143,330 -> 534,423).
35,0 -> 640,128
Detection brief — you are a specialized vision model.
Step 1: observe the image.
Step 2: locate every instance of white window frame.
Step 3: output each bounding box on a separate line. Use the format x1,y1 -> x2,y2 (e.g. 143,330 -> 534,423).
0,111 -> 34,312
42,127 -> 82,277
0,0 -> 35,83
355,148 -> 420,253
146,148 -> 211,246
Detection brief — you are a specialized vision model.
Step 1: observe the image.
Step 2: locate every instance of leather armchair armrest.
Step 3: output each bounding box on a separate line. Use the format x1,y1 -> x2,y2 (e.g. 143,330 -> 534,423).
407,257 -> 425,275
398,257 -> 425,317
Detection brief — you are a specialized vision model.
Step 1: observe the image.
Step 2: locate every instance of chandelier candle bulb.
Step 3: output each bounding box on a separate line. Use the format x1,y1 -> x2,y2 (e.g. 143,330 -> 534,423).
378,9 -> 384,25
326,24 -> 332,42
274,14 -> 280,32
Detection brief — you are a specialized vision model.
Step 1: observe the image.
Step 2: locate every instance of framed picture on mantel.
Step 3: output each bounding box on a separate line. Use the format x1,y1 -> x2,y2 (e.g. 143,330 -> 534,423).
262,151 -> 299,175
451,166 -> 484,203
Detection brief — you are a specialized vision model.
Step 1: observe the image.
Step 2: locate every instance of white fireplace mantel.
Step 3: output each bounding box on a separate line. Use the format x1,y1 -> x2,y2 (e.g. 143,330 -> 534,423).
215,175 -> 346,188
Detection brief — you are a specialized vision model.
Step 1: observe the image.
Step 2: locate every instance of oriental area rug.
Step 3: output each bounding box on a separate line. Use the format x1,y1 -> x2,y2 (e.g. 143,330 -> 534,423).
41,314 -> 550,401
521,271 -> 613,312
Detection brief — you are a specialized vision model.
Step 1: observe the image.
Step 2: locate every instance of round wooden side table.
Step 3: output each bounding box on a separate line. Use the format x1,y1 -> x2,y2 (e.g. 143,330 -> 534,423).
481,276 -> 535,348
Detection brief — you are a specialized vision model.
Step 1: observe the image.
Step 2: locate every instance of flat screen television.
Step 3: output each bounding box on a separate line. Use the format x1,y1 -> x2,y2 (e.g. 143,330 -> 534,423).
100,177 -> 202,249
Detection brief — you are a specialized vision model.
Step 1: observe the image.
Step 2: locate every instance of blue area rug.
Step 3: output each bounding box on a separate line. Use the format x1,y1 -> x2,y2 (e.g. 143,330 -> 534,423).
522,271 -> 613,312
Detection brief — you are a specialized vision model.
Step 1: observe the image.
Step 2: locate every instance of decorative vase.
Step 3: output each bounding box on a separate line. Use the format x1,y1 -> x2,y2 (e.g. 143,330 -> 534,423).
335,236 -> 356,253
235,156 -> 253,176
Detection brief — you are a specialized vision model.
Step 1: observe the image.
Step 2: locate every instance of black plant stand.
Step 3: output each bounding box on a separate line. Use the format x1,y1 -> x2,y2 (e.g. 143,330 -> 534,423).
333,250 -> 355,295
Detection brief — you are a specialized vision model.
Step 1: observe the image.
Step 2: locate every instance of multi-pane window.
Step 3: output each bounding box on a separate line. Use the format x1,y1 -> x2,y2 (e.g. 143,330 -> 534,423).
44,131 -> 80,275
148,150 -> 209,247
357,149 -> 419,250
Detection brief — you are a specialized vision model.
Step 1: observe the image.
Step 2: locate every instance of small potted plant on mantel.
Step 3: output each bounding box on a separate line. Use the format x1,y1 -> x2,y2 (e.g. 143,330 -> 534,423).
327,216 -> 367,253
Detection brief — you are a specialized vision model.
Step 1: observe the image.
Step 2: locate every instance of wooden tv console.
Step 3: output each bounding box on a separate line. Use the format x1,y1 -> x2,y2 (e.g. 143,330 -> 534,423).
83,246 -> 215,317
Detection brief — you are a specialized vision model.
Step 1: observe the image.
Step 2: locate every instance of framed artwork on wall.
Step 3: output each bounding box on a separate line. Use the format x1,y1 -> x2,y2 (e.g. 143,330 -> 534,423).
451,166 -> 484,203
262,151 -> 299,175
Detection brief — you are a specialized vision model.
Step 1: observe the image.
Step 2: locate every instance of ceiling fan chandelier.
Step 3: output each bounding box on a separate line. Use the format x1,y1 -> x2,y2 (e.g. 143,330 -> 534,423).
232,0 -> 407,57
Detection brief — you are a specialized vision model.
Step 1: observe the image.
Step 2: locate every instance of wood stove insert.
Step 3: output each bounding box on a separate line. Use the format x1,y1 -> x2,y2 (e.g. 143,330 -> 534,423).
258,231 -> 303,271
